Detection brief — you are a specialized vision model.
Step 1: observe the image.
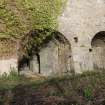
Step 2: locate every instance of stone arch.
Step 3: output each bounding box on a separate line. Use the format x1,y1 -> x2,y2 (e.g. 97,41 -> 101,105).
91,31 -> 105,70
18,29 -> 74,76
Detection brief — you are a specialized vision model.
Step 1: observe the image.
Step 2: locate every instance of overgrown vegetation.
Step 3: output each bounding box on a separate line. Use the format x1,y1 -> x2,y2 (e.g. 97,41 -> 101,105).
18,28 -> 69,70
19,29 -> 67,58
0,70 -> 25,90
0,0 -> 67,39
0,70 -> 105,104
0,70 -> 45,90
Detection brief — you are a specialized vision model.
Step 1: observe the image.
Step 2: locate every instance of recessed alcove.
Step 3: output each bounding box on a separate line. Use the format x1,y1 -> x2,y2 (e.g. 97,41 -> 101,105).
18,29 -> 74,76
91,31 -> 105,70
74,37 -> 78,43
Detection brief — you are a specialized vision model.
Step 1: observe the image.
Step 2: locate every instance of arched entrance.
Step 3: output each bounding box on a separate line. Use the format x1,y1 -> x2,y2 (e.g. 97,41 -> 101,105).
39,31 -> 74,76
18,29 -> 74,76
91,31 -> 105,70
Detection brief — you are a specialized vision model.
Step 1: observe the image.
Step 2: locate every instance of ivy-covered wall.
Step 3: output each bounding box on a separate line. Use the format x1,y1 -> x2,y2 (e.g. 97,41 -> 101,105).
0,0 -> 67,39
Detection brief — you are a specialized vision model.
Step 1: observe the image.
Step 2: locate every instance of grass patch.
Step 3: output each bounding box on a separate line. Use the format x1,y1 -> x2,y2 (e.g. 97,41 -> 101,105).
0,70 -> 105,105
0,70 -> 45,90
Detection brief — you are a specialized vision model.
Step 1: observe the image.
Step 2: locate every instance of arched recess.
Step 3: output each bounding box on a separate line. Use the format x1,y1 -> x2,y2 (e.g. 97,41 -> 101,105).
18,29 -> 74,76
91,31 -> 105,70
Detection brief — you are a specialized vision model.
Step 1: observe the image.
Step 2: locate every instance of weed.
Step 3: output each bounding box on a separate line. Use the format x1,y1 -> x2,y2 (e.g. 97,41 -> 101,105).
83,87 -> 93,100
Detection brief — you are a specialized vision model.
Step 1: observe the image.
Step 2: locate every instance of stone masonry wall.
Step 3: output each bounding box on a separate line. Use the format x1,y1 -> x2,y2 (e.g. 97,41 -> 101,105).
1,0 -> 105,75
0,39 -> 18,74
58,0 -> 105,73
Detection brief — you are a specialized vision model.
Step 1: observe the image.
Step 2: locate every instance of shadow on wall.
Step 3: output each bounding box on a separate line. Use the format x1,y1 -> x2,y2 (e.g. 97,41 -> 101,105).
18,29 -> 74,76
91,31 -> 105,70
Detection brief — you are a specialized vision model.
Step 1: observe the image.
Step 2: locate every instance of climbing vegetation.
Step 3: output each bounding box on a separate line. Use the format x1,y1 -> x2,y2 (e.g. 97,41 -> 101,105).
19,28 -> 66,58
0,0 -> 67,39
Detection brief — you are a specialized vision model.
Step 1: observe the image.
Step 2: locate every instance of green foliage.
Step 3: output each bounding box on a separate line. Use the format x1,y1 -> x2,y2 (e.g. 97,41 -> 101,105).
0,97 -> 3,105
0,70 -> 105,105
0,70 -> 20,81
83,87 -> 93,100
19,28 -> 66,60
0,0 -> 67,38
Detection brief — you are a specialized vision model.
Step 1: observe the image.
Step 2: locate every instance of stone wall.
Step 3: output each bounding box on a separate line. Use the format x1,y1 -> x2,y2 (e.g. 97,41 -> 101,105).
19,31 -> 74,76
92,31 -> 105,70
0,39 -> 18,74
58,0 -> 105,73
1,0 -> 105,75
39,40 -> 73,76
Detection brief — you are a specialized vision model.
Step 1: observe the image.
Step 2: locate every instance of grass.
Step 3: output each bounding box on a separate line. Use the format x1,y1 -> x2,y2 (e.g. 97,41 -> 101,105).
0,70 -> 105,105
0,70 -> 105,90
0,70 -> 44,90
0,71 -> 24,90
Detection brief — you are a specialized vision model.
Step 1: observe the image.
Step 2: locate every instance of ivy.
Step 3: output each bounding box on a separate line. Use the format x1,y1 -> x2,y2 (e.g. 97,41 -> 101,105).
0,0 -> 67,39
